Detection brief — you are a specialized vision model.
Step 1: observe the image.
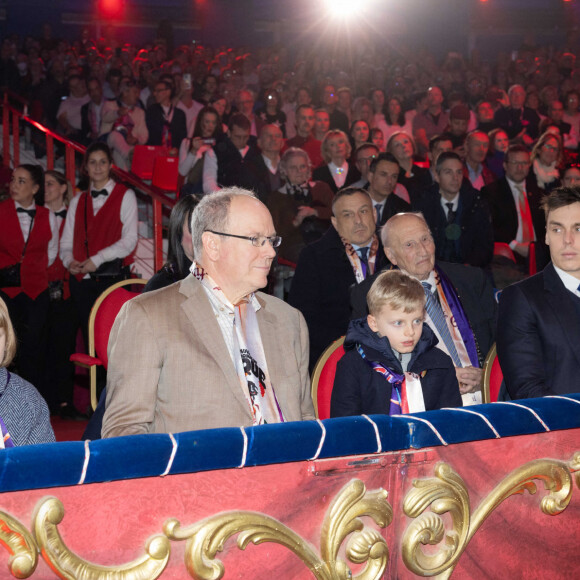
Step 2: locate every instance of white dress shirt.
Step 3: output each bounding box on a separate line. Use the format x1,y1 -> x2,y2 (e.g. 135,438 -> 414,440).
553,265 -> 580,297
506,176 -> 536,248
59,179 -> 138,275
328,161 -> 349,189
14,201 -> 59,267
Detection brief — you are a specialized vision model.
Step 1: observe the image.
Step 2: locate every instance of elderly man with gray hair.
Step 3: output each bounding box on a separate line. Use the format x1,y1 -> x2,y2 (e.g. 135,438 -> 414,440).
350,212 -> 497,405
267,147 -> 334,263
102,188 -> 314,438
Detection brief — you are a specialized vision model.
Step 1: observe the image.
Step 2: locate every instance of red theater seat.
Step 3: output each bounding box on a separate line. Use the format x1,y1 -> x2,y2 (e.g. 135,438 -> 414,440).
152,155 -> 179,192
482,343 -> 502,403
70,279 -> 148,411
310,337 -> 345,419
131,145 -> 167,180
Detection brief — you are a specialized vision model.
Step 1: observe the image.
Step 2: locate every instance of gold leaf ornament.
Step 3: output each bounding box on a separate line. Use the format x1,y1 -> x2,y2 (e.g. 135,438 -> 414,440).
33,497 -> 170,580
0,510 -> 39,578
402,462 -> 470,576
402,456 -> 578,578
165,479 -> 392,580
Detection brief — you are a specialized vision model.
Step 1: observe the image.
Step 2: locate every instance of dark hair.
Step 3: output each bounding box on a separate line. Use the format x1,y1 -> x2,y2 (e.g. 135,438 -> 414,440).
167,195 -> 199,276
45,169 -> 73,206
435,151 -> 462,172
350,119 -> 370,139
17,164 -> 44,205
541,186 -> 580,218
192,106 -> 221,140
295,103 -> 314,117
369,152 -> 399,174
355,142 -> 379,159
385,96 -> 406,127
429,133 -> 454,153
82,142 -> 113,183
228,112 -> 251,133
331,186 -> 372,215
562,162 -> 580,177
504,144 -> 530,165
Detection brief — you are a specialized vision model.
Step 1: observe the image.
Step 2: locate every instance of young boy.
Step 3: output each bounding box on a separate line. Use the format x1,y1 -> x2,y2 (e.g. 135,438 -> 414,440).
330,270 -> 462,417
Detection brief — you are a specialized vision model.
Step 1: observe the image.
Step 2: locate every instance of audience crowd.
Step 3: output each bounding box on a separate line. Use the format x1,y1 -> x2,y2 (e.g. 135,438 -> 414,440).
1,23 -> 580,439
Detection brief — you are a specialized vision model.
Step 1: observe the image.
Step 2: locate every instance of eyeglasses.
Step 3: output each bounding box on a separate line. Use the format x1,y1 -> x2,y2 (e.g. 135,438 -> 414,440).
205,230 -> 282,248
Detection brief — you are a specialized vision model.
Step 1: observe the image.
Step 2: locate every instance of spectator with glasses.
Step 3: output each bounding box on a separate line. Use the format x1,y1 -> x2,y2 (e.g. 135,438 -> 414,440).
103,188 -> 314,437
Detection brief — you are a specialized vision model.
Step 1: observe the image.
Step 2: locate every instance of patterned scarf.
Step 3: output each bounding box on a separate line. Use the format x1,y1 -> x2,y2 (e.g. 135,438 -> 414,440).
356,345 -> 425,414
191,264 -> 284,425
341,234 -> 379,284
533,159 -> 559,189
286,182 -> 313,205
433,266 -> 480,367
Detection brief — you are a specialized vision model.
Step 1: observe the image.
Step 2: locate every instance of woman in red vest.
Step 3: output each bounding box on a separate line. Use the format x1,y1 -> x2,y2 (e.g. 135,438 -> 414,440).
60,142 -> 138,348
43,170 -> 81,418
0,164 -> 59,388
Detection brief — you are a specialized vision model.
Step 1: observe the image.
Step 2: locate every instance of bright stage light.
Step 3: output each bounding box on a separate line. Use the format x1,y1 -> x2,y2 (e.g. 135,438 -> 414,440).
324,0 -> 372,19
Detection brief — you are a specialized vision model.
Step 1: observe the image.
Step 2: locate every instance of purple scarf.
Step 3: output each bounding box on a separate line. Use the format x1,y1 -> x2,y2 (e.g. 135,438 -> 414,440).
436,265 -> 480,367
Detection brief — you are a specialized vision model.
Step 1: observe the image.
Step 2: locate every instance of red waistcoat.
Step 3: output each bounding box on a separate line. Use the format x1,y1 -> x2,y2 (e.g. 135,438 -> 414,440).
72,183 -> 134,281
47,216 -> 70,299
0,200 -> 52,299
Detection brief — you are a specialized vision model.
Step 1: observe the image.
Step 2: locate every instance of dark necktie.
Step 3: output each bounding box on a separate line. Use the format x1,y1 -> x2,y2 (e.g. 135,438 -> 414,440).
358,246 -> 369,278
16,207 -> 36,218
55,209 -> 67,219
375,203 -> 382,228
91,189 -> 108,199
445,202 -> 455,224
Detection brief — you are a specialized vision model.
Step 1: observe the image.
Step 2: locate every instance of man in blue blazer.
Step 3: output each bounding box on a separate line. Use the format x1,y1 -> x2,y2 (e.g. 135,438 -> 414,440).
497,186 -> 580,399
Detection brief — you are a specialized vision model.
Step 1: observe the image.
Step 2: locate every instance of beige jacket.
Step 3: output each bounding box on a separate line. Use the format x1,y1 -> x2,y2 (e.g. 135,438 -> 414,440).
102,275 -> 314,438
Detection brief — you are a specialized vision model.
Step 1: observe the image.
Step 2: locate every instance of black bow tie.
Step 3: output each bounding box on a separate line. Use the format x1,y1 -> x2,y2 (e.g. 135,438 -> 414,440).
55,209 -> 67,219
91,189 -> 108,199
17,207 -> 36,218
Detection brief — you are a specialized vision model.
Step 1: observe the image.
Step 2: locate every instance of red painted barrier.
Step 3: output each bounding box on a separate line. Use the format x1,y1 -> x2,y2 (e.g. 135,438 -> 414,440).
0,427 -> 578,579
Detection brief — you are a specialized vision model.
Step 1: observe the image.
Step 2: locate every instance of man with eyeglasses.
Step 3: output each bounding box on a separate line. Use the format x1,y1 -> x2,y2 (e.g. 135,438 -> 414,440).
350,143 -> 379,189
103,188 -> 315,438
146,80 -> 187,152
481,145 -> 548,281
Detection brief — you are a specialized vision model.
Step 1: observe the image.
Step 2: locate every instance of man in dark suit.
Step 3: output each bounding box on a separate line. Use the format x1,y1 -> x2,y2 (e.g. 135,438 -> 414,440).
367,153 -> 411,230
413,151 -> 493,268
146,80 -> 187,150
481,145 -> 548,272
238,124 -> 283,204
351,213 -> 497,401
497,187 -> 580,399
288,188 -> 387,370
494,84 -> 540,144
80,77 -> 105,145
202,113 -> 260,194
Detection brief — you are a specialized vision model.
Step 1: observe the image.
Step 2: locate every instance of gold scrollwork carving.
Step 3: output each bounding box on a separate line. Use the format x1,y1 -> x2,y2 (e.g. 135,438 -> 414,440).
569,451 -> 580,489
165,478 -> 392,580
33,497 -> 170,580
402,455 -> 578,578
0,510 -> 38,578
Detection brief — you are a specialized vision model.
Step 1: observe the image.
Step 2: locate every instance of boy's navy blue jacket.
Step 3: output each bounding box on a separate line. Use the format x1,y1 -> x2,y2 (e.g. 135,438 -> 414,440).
330,318 -> 462,417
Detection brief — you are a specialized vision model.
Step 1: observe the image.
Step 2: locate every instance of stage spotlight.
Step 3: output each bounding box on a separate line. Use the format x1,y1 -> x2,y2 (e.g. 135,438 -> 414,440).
324,0 -> 372,19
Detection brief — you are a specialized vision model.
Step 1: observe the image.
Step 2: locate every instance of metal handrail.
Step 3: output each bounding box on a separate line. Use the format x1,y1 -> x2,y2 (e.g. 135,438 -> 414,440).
2,92 -> 175,271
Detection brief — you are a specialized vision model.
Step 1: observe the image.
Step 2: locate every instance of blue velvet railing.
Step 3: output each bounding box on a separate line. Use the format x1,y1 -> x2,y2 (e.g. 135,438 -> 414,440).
2,395 -> 580,493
